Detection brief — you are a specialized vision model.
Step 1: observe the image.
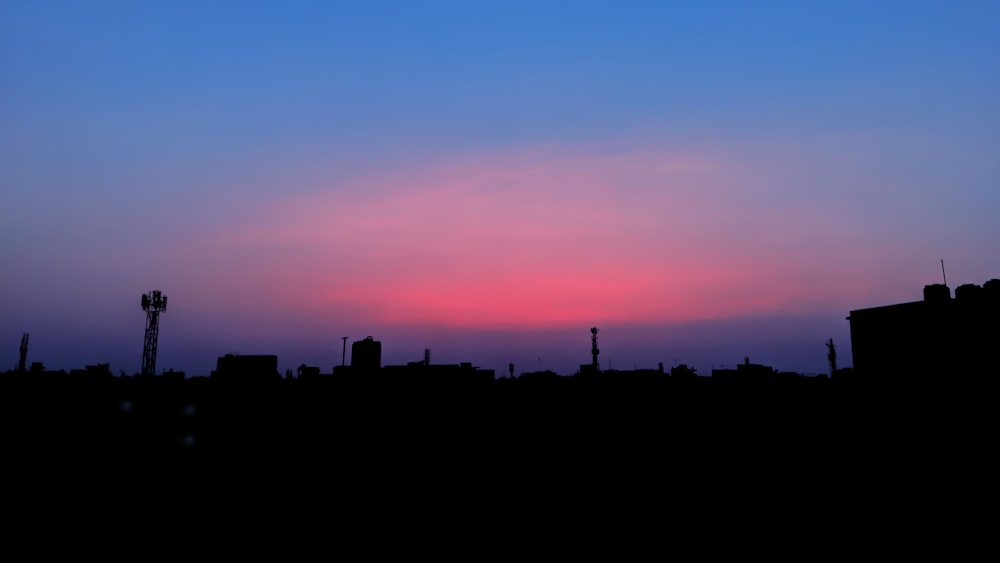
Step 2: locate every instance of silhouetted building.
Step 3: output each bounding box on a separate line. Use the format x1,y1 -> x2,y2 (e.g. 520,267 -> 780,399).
711,357 -> 776,381
74,363 -> 113,378
518,370 -> 561,382
670,364 -> 698,378
351,336 -> 381,372
162,368 -> 186,381
847,279 -> 1000,379
297,364 -> 321,379
382,361 -> 495,385
211,354 -> 281,383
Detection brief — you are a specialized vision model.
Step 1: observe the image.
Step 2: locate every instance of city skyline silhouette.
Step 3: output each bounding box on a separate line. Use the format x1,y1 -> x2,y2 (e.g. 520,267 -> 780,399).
6,274 -> 998,379
3,276 -> 996,457
8,275 -> 998,379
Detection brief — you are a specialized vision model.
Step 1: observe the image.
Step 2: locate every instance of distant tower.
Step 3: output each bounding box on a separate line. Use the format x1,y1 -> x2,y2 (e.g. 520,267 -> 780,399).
590,327 -> 600,371
18,333 -> 28,373
424,348 -> 431,366
140,290 -> 168,376
826,338 -> 837,377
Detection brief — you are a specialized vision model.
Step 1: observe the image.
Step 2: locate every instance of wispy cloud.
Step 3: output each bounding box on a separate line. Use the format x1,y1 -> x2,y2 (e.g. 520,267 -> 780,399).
174,141 -> 889,328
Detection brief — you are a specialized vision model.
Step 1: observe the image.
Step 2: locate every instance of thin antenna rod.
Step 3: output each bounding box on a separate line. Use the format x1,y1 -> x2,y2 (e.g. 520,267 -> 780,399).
940,259 -> 948,286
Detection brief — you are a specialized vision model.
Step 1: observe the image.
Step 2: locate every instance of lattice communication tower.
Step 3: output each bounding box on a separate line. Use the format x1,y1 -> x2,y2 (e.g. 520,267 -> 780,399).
141,290 -> 168,376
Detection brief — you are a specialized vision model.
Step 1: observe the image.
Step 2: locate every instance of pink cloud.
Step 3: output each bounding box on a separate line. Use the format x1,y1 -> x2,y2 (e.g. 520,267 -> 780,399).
176,142 -> 894,329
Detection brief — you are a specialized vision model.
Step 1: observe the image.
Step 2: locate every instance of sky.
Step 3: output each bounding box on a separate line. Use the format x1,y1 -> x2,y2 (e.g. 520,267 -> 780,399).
2,0 -> 998,377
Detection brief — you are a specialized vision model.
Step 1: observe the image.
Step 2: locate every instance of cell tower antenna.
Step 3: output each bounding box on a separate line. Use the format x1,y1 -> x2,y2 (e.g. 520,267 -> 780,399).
140,290 -> 168,376
940,259 -> 948,286
590,327 -> 600,371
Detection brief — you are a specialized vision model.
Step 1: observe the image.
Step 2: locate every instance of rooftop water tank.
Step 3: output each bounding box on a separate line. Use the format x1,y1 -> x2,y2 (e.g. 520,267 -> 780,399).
923,283 -> 951,302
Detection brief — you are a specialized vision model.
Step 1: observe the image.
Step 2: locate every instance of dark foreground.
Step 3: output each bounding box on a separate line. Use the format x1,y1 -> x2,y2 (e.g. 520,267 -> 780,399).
1,371 -> 992,552
2,371 -> 989,466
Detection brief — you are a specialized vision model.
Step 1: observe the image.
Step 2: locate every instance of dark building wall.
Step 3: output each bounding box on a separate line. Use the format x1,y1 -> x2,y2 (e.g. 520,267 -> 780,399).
848,281 -> 999,378
849,301 -> 951,377
213,354 -> 280,382
381,362 -> 496,384
711,359 -> 776,380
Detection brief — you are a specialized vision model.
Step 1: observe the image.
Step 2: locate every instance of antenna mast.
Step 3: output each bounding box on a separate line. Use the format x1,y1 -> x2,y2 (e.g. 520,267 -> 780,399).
590,327 -> 600,371
826,338 -> 837,377
140,290 -> 168,376
940,259 -> 948,286
18,333 -> 28,373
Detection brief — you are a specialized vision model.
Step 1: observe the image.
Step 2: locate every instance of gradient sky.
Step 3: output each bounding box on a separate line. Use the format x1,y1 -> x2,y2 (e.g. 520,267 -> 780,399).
3,0 -> 998,377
